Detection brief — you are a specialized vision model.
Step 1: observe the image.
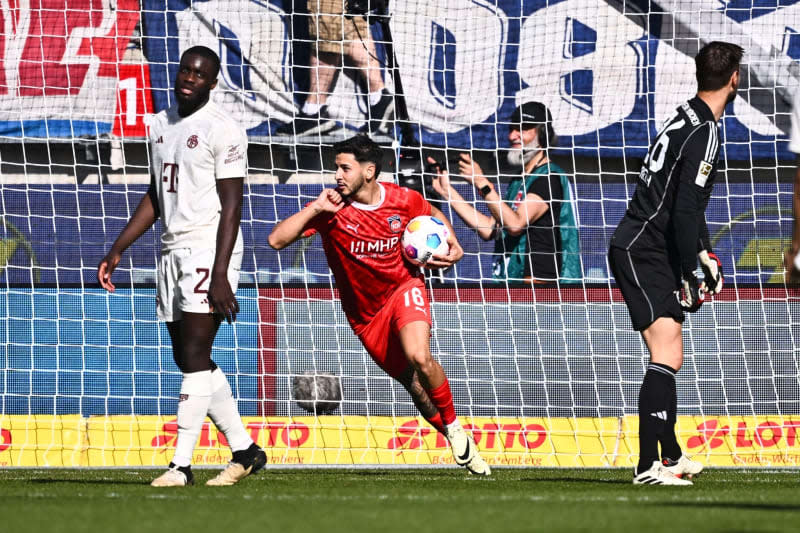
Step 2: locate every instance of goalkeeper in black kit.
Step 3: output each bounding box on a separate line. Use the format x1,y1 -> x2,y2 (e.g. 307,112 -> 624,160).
608,41 -> 742,485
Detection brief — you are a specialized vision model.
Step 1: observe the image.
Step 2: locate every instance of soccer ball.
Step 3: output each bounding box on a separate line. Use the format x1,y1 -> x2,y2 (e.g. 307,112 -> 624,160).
402,215 -> 450,266
292,371 -> 342,414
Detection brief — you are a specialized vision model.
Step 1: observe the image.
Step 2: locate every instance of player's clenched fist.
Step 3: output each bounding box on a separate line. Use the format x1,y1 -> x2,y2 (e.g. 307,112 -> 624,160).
313,188 -> 345,213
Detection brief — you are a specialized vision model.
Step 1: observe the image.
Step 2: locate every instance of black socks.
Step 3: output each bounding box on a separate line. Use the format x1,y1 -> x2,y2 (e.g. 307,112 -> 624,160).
637,362 -> 680,473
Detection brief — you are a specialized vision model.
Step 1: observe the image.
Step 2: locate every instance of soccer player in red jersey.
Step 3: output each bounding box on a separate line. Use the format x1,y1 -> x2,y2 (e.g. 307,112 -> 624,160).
269,135 -> 491,475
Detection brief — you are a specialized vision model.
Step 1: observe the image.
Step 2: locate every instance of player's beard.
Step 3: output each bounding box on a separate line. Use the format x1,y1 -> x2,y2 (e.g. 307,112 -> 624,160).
338,174 -> 365,198
506,137 -> 542,168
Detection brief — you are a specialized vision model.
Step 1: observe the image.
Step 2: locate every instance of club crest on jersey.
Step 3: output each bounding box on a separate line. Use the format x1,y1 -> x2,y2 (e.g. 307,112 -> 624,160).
187,135 -> 199,149
387,214 -> 402,233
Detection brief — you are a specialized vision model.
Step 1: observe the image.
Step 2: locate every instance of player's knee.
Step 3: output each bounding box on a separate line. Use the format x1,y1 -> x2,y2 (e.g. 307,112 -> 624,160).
407,350 -> 434,375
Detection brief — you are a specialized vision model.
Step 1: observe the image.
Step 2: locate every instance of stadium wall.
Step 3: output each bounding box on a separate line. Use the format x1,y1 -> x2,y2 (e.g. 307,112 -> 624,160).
1,182 -> 795,285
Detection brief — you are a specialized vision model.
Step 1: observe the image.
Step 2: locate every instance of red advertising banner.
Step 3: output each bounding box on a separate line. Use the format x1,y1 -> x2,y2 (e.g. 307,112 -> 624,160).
112,63 -> 153,137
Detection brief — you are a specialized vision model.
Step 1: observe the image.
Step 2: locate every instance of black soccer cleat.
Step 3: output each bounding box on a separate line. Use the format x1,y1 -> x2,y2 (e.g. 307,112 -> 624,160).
276,106 -> 340,136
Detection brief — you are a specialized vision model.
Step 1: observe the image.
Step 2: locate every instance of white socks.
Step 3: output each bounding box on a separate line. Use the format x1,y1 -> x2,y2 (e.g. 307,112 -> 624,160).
207,368 -> 253,453
445,420 -> 463,436
172,371 -> 212,467
302,102 -> 323,115
368,89 -> 384,106
171,368 -> 255,467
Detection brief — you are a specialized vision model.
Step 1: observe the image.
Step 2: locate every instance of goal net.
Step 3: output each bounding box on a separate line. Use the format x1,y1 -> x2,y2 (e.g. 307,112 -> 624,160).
1,0 -> 799,468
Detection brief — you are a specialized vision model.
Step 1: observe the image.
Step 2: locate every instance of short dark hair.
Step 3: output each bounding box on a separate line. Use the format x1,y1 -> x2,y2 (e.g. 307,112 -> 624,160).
695,41 -> 744,92
181,45 -> 221,79
333,134 -> 383,176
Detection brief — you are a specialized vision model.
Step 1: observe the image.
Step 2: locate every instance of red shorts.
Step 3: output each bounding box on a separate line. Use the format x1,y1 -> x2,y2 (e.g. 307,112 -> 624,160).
354,278 -> 432,379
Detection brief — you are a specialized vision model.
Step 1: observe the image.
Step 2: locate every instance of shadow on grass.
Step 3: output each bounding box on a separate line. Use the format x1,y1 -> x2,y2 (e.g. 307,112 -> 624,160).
338,470 -> 458,478
26,478 -> 146,486
518,477 -> 630,485
657,501 -> 800,512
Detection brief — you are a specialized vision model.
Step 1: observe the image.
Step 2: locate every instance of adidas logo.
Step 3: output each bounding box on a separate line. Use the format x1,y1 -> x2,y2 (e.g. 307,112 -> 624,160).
650,411 -> 667,420
156,136 -> 163,144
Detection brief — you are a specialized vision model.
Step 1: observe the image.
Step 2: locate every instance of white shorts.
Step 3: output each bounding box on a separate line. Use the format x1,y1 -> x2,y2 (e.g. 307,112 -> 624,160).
157,248 -> 242,322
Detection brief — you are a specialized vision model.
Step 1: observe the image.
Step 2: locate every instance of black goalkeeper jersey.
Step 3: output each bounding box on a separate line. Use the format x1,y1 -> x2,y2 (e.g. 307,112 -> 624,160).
610,96 -> 720,275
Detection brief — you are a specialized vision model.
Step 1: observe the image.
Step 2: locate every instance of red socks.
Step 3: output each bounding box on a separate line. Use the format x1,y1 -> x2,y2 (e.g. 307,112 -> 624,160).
423,411 -> 446,435
427,378 -> 457,425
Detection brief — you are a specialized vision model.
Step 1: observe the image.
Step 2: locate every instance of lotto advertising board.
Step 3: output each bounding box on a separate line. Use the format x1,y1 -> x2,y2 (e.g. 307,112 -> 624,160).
2,415 -> 799,467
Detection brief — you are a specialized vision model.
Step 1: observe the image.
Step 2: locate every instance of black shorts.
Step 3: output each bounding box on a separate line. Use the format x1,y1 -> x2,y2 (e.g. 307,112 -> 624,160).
607,246 -> 684,331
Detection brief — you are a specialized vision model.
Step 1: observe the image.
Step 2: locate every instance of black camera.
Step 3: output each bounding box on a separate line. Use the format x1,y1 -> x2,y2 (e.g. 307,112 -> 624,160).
345,0 -> 387,16
396,150 -> 446,211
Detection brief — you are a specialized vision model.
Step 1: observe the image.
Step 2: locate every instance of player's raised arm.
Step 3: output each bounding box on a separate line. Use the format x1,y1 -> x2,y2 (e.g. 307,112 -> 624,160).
268,188 -> 344,250
430,156 -> 497,241
425,205 -> 464,269
97,176 -> 160,292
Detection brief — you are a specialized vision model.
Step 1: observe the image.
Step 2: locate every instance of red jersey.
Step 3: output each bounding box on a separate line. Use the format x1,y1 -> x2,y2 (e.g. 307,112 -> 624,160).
307,182 -> 432,330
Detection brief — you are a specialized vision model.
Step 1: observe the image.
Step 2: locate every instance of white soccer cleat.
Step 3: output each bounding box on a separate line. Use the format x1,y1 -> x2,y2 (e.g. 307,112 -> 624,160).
447,425 -> 474,465
447,425 -> 491,476
206,447 -> 267,486
633,461 -> 693,486
151,465 -> 193,487
206,463 -> 253,486
662,454 -> 703,478
465,453 -> 492,476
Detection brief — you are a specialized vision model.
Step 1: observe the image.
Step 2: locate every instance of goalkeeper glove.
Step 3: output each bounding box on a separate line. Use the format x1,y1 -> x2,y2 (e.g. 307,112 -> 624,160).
698,250 -> 723,295
678,272 -> 705,313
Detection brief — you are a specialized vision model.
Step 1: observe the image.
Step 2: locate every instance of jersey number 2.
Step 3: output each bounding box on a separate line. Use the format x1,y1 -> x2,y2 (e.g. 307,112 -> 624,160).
194,268 -> 210,294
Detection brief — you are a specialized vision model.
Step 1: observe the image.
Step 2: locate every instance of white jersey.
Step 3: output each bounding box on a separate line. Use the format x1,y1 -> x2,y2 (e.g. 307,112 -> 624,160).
791,88 -> 800,155
148,101 -> 247,252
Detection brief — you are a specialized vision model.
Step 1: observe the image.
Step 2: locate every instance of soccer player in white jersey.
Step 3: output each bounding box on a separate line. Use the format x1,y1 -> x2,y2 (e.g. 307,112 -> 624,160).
97,46 -> 266,487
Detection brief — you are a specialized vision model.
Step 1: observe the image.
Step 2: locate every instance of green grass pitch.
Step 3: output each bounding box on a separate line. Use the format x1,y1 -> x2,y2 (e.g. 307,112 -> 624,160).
1,468 -> 797,532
